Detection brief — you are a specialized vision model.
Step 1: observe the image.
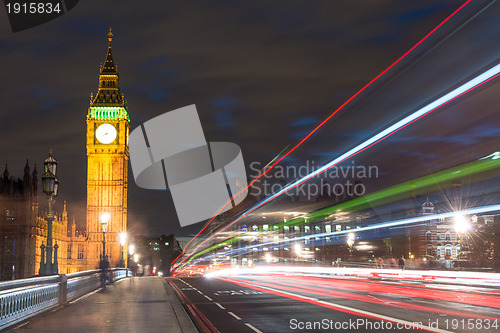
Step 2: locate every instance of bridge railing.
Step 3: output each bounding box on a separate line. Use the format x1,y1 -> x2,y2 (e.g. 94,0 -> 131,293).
0,268 -> 132,331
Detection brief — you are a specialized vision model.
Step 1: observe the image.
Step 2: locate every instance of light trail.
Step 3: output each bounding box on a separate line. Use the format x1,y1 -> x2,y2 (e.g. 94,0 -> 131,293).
215,276 -> 455,333
205,266 -> 500,288
185,153 -> 500,264
177,63 -> 500,269
225,275 -> 500,315
188,203 -> 500,266
172,0 -> 473,266
239,63 -> 500,213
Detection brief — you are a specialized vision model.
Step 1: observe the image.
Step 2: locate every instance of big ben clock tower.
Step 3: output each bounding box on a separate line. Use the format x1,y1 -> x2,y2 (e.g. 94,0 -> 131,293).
86,29 -> 129,269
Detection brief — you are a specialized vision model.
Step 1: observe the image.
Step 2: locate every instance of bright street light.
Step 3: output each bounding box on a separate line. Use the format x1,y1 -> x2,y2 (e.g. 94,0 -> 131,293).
265,253 -> 272,263
347,233 -> 355,247
294,244 -> 302,256
119,232 -> 127,246
100,212 -> 110,224
454,213 -> 469,233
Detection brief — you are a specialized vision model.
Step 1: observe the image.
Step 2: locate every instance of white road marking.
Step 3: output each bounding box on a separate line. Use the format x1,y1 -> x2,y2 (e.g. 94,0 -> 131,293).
228,311 -> 241,320
214,302 -> 225,309
245,323 -> 263,333
223,278 -> 454,333
204,295 -> 213,301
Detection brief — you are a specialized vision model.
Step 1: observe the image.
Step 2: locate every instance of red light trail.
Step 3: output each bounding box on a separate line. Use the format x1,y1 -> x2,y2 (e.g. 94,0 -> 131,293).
173,0 -> 473,268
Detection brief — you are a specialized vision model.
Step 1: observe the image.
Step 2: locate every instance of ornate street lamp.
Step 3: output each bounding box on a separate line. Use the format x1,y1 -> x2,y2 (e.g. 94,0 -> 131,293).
118,232 -> 127,267
347,233 -> 355,263
294,244 -> 302,263
39,150 -> 59,276
100,213 -> 110,262
127,243 -> 135,274
454,213 -> 469,261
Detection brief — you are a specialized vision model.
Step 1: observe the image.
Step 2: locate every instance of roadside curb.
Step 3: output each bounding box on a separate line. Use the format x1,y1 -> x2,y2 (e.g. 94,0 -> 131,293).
163,278 -> 199,333
166,278 -> 220,333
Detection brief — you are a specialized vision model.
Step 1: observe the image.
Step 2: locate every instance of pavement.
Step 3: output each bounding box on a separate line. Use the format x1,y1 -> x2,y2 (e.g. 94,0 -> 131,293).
10,276 -> 197,333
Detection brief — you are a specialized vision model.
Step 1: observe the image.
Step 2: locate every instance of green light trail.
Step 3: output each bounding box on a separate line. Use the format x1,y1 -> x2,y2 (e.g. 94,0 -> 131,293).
180,154 -> 500,267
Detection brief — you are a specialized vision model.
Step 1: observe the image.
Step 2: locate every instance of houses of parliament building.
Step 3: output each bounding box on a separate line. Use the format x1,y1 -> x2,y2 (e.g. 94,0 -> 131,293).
0,30 -> 129,280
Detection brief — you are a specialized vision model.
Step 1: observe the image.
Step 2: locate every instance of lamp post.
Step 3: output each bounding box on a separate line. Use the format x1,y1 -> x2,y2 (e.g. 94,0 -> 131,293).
294,244 -> 302,263
454,213 -> 469,261
39,150 -> 59,276
118,232 -> 127,267
347,233 -> 355,263
100,213 -> 110,263
128,244 -> 135,275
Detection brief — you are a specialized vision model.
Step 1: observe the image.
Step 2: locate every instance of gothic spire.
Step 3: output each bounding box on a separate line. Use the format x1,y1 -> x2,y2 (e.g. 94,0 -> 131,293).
32,163 -> 38,178
100,28 -> 118,75
90,27 -> 124,108
24,159 -> 30,175
3,164 -> 8,179
32,163 -> 38,194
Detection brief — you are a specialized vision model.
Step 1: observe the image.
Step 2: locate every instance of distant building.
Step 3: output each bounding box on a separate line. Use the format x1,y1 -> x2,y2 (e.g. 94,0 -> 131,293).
134,235 -> 183,276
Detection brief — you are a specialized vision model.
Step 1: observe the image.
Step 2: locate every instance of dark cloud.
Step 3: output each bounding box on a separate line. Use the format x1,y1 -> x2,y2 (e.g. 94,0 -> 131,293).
0,0 -> 498,237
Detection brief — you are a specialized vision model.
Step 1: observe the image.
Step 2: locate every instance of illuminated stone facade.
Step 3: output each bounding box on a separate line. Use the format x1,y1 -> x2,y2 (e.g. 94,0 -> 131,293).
86,29 -> 129,269
0,31 -> 129,280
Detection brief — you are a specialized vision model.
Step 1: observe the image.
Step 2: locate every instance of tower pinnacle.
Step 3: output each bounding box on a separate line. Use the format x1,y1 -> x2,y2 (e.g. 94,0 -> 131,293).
89,29 -> 128,112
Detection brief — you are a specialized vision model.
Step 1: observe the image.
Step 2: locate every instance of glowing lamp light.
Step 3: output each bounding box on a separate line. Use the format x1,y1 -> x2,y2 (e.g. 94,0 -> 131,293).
119,232 -> 127,246
100,213 -> 110,232
454,213 -> 469,233
294,244 -> 302,256
265,253 -> 272,263
129,244 -> 135,255
347,233 -> 355,247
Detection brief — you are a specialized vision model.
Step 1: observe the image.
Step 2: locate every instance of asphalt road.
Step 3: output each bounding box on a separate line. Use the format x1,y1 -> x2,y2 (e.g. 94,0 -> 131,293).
169,274 -> 500,333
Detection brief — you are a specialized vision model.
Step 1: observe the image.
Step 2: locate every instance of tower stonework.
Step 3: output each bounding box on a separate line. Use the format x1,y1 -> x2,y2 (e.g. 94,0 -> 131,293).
86,29 -> 129,269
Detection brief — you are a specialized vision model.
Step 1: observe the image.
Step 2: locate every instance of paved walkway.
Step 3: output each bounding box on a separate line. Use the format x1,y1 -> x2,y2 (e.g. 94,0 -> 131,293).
12,277 -> 197,333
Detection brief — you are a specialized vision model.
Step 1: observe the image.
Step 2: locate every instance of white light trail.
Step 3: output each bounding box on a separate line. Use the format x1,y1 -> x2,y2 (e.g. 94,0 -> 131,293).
180,62 -> 500,266
208,204 -> 500,259
248,63 -> 500,212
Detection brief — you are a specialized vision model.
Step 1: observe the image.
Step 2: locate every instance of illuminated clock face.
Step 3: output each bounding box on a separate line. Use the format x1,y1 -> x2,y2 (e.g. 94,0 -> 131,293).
96,124 -> 117,144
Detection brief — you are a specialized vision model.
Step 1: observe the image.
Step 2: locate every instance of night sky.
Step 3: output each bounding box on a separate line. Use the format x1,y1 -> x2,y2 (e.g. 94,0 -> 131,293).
1,1 -> 499,237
